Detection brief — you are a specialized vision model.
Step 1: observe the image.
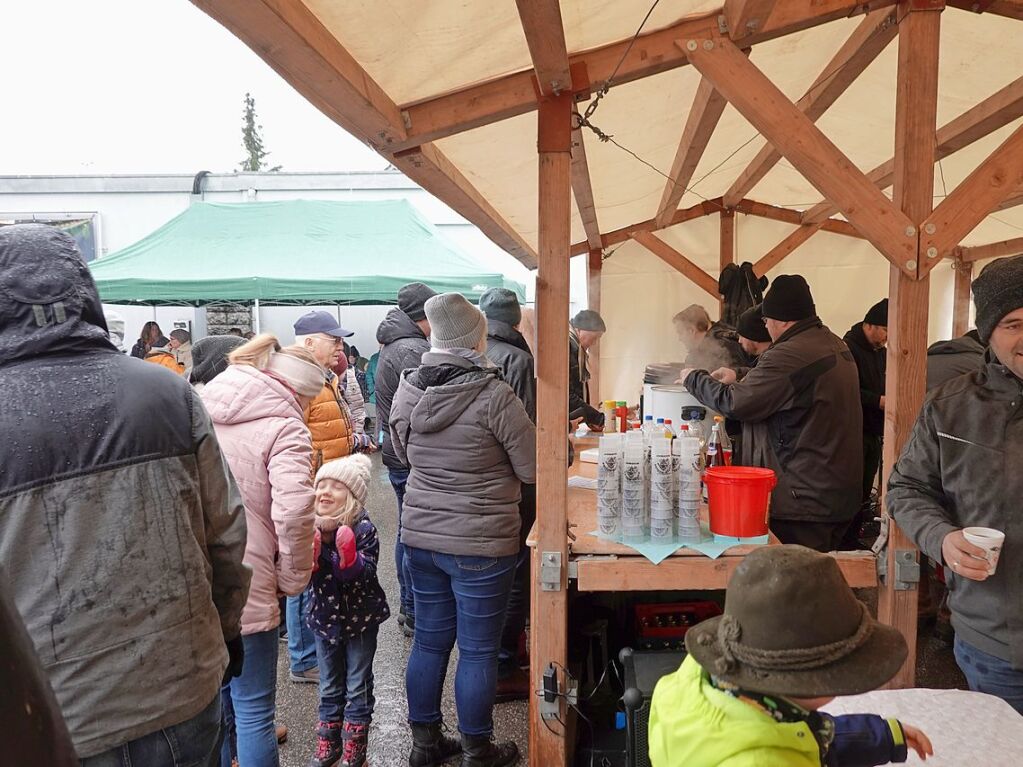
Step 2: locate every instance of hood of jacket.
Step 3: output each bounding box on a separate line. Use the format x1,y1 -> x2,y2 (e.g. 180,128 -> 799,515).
201,364 -> 304,425
0,224 -> 116,366
376,307 -> 426,345
488,319 -> 532,355
843,322 -> 876,353
399,353 -> 500,434
928,334 -> 986,357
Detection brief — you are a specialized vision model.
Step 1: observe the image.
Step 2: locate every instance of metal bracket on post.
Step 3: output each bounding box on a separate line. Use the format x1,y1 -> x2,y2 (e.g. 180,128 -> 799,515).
879,549 -> 920,590
540,551 -> 563,591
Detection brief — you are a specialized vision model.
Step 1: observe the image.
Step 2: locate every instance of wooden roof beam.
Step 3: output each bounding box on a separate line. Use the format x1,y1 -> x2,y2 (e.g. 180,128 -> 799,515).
802,73 -> 1023,224
516,2 -> 602,252
390,1 -> 898,153
921,121 -> 1023,272
687,36 -> 917,274
724,1 -> 779,37
957,235 -> 1023,262
569,198 -> 722,256
192,0 -> 537,267
733,199 -> 863,237
655,78 -> 729,228
631,231 -> 719,298
948,0 -> 1023,20
723,7 -> 898,207
752,222 -> 827,277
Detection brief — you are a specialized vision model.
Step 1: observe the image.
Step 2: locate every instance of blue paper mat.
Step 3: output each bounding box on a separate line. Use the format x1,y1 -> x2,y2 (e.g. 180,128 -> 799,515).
588,522 -> 769,565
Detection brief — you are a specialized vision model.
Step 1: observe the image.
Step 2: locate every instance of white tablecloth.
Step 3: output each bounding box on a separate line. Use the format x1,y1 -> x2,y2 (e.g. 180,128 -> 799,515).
822,688 -> 1023,765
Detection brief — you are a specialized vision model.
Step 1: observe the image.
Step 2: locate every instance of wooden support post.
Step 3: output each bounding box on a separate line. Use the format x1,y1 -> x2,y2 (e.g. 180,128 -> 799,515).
719,210 -> 735,317
878,2 -> 943,690
529,90 -> 573,767
952,259 -> 974,337
587,249 -> 602,404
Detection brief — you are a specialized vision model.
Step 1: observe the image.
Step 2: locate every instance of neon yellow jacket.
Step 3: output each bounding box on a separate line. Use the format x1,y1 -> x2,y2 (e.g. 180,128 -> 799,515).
648,656 -> 822,767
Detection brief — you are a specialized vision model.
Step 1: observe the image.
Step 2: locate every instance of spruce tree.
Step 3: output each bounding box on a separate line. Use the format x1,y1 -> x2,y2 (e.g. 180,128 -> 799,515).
239,93 -> 281,172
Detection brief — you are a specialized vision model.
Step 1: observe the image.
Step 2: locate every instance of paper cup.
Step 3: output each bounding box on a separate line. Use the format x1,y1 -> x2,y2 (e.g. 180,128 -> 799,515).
963,527 -> 1005,575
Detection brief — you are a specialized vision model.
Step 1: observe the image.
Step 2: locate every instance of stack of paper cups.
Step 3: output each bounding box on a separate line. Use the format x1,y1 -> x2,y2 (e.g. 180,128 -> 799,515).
649,438 -> 674,539
596,434 -> 623,536
676,435 -> 702,541
622,434 -> 646,540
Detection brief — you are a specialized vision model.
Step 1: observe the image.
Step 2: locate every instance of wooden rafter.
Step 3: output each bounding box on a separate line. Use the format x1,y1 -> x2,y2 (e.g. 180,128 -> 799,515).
191,0 -> 538,267
723,8 -> 898,207
803,73 -> 1023,224
686,36 -> 917,274
569,198 -> 722,256
655,77 -> 729,228
948,0 -> 1023,19
390,1 -> 898,153
516,1 -> 602,252
957,235 -> 1023,262
733,199 -> 863,238
631,231 -> 719,298
952,259 -> 974,336
920,122 -> 1023,271
753,222 -> 826,277
724,1 -> 779,36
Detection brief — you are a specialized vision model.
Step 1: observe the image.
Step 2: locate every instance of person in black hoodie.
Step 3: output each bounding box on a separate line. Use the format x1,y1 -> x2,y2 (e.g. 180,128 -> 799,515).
374,282 -> 437,636
480,288 -> 536,703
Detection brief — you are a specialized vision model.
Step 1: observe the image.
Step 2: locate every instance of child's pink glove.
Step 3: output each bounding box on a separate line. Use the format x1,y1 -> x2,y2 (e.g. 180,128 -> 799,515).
312,529 -> 323,572
336,525 -> 357,569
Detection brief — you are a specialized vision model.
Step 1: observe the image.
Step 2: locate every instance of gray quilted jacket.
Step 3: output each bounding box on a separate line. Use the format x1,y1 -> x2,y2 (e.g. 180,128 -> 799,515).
389,352 -> 536,557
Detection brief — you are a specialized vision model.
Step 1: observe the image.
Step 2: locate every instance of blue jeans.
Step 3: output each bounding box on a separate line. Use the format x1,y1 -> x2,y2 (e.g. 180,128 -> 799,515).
315,624 -> 379,724
81,693 -> 221,767
954,636 -> 1023,715
286,589 -> 317,673
220,629 -> 280,767
389,467 -> 415,618
405,546 -> 517,736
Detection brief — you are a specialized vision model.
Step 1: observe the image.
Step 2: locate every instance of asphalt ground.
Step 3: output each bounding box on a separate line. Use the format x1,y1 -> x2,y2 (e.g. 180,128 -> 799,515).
273,453 -> 964,766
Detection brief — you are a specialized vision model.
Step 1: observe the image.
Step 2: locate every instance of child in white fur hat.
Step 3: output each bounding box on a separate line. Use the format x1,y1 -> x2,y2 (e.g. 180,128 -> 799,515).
306,453 -> 390,767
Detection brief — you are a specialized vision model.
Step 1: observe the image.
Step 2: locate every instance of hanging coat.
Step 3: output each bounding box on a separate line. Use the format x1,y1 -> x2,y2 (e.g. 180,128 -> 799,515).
719,262 -> 768,328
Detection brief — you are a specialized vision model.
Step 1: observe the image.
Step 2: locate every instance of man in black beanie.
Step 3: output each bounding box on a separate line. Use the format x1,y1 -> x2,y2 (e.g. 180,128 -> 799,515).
842,298 -> 889,547
889,255 -> 1023,713
375,281 -> 438,636
569,309 -> 606,429
679,274 -> 863,551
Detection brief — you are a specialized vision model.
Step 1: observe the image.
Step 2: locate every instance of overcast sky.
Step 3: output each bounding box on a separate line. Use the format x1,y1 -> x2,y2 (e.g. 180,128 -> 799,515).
1,0 -> 388,175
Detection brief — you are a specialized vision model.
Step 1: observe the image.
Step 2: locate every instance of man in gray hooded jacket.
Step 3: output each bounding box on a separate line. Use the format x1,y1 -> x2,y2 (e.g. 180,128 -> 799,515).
0,225 -> 250,762
889,254 -> 1023,714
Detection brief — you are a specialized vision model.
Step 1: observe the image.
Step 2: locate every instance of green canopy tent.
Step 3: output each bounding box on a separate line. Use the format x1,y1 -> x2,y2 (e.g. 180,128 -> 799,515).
89,199 -> 526,305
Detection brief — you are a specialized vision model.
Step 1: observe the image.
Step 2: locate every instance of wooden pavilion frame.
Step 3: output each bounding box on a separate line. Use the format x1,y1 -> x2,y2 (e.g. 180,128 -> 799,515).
192,1 -> 1023,763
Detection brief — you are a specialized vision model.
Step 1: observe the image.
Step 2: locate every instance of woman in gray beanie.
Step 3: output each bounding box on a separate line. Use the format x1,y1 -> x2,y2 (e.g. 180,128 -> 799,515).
389,293 -> 536,767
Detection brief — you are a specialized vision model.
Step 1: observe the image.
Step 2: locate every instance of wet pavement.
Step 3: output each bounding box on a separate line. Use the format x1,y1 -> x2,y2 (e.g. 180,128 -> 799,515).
273,454 -> 964,766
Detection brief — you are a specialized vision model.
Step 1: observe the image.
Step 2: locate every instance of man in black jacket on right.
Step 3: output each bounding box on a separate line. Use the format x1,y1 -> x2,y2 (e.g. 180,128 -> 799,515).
375,281 -> 437,635
480,288 -> 536,702
842,299 -> 889,549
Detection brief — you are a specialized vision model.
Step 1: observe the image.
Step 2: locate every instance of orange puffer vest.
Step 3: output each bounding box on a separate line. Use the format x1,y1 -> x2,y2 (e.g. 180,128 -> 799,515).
304,372 -> 353,470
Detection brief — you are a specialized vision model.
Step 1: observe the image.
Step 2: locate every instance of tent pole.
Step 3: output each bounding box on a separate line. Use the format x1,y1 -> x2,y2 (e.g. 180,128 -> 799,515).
530,89 -> 572,767
253,299 -> 261,335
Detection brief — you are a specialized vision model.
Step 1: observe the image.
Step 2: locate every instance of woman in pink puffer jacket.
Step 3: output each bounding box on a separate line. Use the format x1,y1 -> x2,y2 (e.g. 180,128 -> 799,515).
201,334 -> 324,767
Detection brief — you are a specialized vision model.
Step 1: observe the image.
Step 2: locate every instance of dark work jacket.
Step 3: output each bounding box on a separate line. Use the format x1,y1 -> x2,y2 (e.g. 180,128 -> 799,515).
0,225 -> 250,757
888,362 -> 1023,667
375,308 -> 430,470
684,322 -> 748,373
569,331 -> 603,427
843,323 -> 886,437
926,332 -> 986,391
486,320 -> 536,423
718,261 -> 768,328
685,317 -> 863,524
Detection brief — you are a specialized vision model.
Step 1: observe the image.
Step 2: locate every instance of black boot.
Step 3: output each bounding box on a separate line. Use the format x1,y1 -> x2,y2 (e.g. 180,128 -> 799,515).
409,722 -> 462,767
459,733 -> 519,767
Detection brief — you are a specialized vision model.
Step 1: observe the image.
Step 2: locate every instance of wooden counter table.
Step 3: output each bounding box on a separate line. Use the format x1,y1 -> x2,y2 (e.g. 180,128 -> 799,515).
526,438 -> 877,593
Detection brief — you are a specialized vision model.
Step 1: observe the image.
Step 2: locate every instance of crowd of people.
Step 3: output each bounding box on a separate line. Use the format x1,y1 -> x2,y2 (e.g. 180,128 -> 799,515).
2,220 -> 1021,767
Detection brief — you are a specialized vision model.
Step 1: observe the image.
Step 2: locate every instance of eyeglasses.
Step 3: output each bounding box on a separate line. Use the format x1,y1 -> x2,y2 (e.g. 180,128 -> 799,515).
312,334 -> 343,345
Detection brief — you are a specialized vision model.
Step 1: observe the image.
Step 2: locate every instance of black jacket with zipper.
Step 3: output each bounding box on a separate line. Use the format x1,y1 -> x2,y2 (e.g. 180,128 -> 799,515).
843,323 -> 886,438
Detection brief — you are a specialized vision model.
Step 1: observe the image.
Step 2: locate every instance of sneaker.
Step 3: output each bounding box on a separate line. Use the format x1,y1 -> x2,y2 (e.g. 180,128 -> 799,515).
290,667 -> 320,684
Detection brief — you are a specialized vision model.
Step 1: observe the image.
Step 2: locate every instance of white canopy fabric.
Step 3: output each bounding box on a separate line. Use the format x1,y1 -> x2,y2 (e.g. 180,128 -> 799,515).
205,1 -> 1023,399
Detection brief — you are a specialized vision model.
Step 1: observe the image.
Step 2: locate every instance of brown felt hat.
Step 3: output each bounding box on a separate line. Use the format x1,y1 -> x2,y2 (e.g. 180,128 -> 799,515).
685,545 -> 907,698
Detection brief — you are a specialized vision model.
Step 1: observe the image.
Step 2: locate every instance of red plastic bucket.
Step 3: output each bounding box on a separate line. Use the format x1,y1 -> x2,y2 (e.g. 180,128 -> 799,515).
704,467 -> 777,538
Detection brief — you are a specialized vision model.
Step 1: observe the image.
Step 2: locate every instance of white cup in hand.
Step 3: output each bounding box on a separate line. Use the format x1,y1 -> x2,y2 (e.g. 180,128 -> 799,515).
962,527 -> 1005,576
